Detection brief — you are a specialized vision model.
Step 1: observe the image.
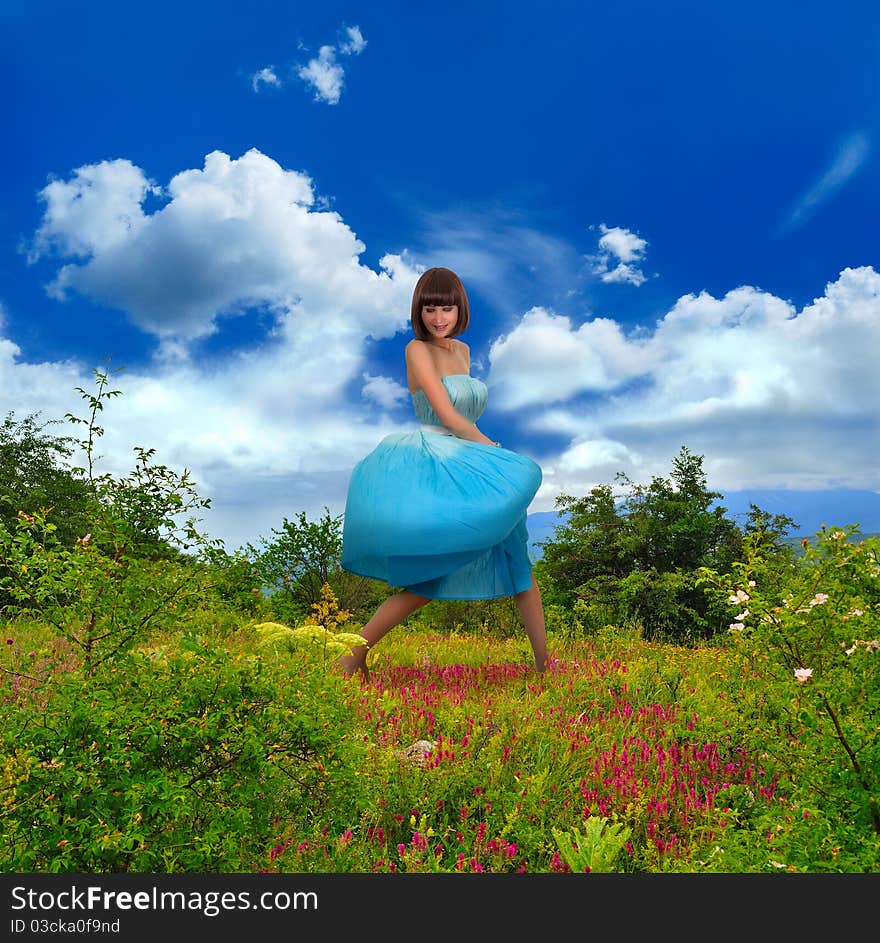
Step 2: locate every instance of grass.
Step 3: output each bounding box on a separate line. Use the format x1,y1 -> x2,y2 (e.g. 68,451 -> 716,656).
2,613 -> 876,873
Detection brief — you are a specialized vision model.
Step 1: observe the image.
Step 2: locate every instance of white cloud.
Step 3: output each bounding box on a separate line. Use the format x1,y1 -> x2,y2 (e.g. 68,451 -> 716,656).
339,25 -> 367,56
8,155 -> 880,552
0,327 -> 413,551
490,266 -> 880,507
24,149 -> 410,349
588,223 -> 649,286
488,307 -> 654,408
26,159 -> 163,263
0,338 -> 87,427
361,373 -> 409,410
249,24 -> 367,105
6,148 -> 424,551
779,130 -> 870,233
297,45 -> 347,105
251,67 -> 281,92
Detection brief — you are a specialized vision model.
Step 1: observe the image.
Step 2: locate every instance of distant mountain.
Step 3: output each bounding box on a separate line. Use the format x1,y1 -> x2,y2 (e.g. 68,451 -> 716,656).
527,488 -> 880,562
526,510 -> 571,561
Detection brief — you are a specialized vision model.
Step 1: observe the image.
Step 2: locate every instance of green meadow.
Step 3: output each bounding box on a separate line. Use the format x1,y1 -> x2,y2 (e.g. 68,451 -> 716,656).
2,577 -> 878,874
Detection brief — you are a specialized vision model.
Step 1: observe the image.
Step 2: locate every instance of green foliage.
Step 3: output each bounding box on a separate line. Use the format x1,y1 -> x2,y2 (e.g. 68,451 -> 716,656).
246,507 -> 343,614
63,365 -> 213,564
617,567 -> 712,644
195,544 -> 269,617
683,800 -> 880,873
0,411 -> 96,613
0,411 -> 94,548
4,607 -> 877,873
552,816 -> 632,872
408,595 -> 524,639
697,525 -> 880,840
0,639 -> 367,872
538,445 -> 797,643
0,367 -> 224,670
616,446 -> 738,573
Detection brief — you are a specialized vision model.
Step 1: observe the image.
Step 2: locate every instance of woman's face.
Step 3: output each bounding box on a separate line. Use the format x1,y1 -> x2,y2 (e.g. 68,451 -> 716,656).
421,304 -> 459,343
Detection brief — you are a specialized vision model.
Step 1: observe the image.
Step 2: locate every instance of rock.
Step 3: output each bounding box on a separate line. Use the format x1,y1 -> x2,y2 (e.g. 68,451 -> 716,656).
396,739 -> 436,767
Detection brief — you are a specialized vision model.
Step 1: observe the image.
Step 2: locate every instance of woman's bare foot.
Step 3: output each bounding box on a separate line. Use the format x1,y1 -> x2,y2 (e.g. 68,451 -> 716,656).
534,654 -> 552,674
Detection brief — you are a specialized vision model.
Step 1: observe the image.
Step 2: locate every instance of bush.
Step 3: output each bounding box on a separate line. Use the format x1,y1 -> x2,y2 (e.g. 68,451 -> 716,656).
194,545 -> 269,618
0,638 -> 367,872
0,367 -> 225,671
538,446 -> 796,643
697,524 -> 880,847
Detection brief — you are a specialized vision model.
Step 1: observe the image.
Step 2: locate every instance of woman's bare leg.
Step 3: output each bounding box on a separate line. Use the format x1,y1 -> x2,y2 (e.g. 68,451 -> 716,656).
338,589 -> 431,678
514,572 -> 549,672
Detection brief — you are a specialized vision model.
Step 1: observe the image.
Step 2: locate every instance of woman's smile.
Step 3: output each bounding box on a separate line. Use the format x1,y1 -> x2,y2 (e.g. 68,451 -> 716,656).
422,304 -> 458,338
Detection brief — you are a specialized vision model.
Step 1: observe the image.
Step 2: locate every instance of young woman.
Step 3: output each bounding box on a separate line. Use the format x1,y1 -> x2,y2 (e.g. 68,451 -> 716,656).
338,266 -> 548,678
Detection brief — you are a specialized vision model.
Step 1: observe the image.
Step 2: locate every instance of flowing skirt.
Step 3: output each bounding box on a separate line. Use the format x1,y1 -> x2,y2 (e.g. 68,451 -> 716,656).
341,428 -> 542,600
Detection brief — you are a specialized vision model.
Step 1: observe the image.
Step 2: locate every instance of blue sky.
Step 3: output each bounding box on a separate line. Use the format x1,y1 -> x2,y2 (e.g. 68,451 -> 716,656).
2,0 -> 879,554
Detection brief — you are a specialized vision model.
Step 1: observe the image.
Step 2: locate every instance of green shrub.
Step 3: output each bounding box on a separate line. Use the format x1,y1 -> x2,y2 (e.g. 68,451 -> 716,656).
0,368 -> 225,671
0,639 -> 367,872
194,546 -> 269,618
697,525 -> 880,844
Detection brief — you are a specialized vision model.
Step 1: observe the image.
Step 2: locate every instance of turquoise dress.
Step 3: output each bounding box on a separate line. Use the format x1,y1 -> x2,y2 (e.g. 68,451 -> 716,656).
341,374 -> 542,600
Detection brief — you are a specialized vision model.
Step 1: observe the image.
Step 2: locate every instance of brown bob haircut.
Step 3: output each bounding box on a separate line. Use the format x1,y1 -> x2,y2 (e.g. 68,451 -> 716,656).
410,267 -> 470,340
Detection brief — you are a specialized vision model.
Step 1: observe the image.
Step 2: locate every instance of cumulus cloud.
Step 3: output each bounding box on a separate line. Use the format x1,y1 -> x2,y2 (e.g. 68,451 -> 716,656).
361,373 -> 410,410
26,160 -> 163,263
587,223 -> 649,286
488,307 -> 654,409
8,150 -> 879,550
487,266 -> 880,508
7,148 -> 423,550
24,148 -> 410,350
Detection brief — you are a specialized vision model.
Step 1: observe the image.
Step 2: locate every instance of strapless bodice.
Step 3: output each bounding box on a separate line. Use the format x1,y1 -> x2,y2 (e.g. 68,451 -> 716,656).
411,374 -> 488,426
343,369 -> 542,600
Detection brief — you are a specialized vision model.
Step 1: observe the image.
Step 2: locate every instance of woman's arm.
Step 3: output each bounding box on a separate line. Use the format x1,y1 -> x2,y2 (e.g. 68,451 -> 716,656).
406,341 -> 496,445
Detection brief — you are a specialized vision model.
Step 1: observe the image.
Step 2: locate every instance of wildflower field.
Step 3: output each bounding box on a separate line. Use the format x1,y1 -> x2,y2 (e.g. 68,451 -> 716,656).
2,524 -> 878,874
